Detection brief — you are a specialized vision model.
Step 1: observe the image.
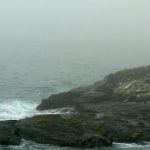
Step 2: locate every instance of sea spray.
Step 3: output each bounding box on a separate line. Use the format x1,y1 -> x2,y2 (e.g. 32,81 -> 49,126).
0,100 -> 73,120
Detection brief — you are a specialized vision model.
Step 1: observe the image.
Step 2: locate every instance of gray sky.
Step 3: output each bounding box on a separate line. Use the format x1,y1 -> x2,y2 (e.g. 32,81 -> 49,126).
0,0 -> 150,67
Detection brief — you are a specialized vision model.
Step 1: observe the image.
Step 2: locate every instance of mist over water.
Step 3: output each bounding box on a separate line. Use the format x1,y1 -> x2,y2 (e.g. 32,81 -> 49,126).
0,0 -> 150,149
0,0 -> 150,101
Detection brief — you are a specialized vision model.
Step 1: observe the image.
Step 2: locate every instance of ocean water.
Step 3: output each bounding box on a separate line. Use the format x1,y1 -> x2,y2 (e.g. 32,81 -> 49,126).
0,60 -> 149,150
1,141 -> 150,150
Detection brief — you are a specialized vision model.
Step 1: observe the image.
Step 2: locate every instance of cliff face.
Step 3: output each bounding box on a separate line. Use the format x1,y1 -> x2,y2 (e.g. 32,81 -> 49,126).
1,66 -> 150,148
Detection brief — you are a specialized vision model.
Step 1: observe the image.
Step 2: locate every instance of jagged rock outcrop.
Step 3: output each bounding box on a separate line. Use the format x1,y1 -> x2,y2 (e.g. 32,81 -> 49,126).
37,65 -> 150,112
1,65 -> 150,147
36,65 -> 150,145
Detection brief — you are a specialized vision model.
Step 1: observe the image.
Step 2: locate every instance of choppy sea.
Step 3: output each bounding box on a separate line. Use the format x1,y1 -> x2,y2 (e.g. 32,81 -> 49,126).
0,60 -> 149,150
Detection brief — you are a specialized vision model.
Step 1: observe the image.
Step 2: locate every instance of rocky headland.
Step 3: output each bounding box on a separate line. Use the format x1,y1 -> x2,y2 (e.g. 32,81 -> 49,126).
1,65 -> 150,148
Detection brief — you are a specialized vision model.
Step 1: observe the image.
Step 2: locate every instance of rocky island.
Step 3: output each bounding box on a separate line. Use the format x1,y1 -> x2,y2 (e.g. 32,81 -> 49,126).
1,65 -> 150,148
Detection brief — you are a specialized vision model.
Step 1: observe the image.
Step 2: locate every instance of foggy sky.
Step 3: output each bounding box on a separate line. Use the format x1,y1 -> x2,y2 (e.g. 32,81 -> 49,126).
0,0 -> 150,68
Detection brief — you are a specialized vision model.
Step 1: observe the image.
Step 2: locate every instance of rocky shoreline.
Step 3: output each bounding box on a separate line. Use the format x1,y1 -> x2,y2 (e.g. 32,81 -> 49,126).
1,65 -> 150,148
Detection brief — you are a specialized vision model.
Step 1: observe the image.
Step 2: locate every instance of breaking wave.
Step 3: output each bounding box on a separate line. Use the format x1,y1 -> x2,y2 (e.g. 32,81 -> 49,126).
0,100 -> 73,121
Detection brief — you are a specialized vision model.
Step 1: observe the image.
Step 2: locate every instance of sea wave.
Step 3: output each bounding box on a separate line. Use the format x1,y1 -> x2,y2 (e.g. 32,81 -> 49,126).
0,100 -> 73,121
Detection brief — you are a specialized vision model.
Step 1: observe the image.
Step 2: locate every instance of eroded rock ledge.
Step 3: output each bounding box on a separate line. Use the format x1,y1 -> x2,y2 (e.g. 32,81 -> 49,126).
1,65 -> 150,148
0,114 -> 112,148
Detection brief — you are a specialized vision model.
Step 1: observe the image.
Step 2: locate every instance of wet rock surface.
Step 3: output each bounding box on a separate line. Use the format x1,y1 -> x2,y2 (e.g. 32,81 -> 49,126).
1,66 -> 150,147
16,114 -> 112,148
0,120 -> 20,145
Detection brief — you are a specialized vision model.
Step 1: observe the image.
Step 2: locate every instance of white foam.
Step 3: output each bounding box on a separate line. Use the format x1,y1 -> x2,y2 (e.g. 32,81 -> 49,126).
112,142 -> 150,149
8,140 -> 83,150
0,100 -> 73,121
4,141 -> 150,150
